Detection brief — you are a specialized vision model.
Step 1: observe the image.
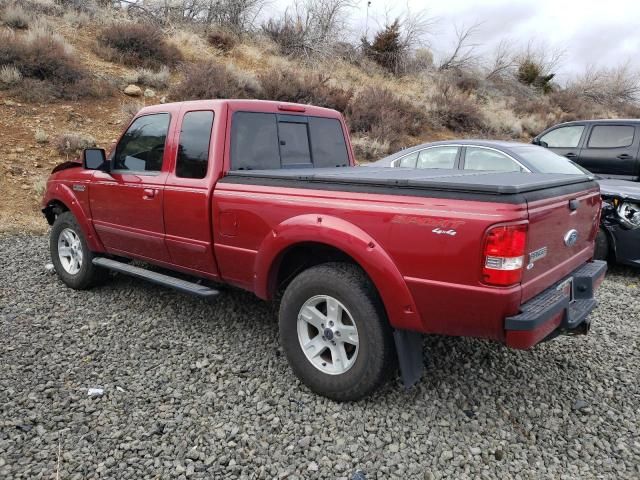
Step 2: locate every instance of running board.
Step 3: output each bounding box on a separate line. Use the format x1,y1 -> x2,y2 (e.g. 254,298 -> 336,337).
92,257 -> 220,298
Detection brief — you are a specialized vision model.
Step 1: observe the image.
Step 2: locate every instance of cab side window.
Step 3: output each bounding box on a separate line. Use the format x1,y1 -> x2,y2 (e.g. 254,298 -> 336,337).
114,113 -> 170,173
540,125 -> 584,148
176,111 -> 214,179
587,125 -> 635,148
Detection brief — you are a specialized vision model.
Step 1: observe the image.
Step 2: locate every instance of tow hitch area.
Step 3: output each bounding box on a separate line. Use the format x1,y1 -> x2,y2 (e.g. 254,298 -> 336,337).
505,260 -> 606,349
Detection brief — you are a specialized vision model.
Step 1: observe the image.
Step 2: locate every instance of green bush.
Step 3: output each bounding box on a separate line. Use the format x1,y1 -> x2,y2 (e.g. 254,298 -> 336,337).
362,20 -> 404,74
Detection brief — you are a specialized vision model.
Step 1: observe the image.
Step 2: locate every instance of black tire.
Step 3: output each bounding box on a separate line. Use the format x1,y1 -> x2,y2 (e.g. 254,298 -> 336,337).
594,228 -> 609,261
279,262 -> 396,401
50,211 -> 109,290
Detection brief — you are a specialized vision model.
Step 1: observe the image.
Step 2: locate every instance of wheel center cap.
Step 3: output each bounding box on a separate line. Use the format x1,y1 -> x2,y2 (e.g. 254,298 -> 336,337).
323,328 -> 334,341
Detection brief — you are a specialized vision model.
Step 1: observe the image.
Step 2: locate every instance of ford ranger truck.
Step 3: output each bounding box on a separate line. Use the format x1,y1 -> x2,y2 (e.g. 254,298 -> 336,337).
42,100 -> 606,401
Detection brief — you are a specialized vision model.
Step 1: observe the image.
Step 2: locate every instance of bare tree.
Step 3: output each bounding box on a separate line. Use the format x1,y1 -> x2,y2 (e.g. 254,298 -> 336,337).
262,0 -> 356,57
119,0 -> 266,30
569,61 -> 640,105
484,38 -> 517,80
438,22 -> 482,71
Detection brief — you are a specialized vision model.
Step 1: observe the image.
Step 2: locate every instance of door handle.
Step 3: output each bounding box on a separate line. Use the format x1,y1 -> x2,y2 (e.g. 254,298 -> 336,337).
617,153 -> 632,159
143,188 -> 156,199
565,153 -> 577,158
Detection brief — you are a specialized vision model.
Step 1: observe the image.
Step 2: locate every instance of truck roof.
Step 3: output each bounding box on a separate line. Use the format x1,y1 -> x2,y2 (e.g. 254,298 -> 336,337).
225,167 -> 596,195
137,99 -> 343,119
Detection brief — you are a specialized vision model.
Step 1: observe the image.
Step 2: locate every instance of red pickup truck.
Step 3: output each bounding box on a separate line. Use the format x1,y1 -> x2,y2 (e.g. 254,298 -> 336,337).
42,100 -> 606,400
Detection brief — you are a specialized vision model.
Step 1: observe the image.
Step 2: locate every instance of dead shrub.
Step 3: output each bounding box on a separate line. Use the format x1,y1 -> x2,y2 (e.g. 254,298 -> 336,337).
548,90 -> 598,121
0,29 -> 100,100
0,65 -> 22,86
124,67 -> 170,90
432,93 -> 487,133
207,30 -> 236,52
121,101 -> 143,122
346,86 -> 423,146
55,132 -> 97,156
170,61 -> 259,101
258,68 -> 353,112
2,4 -> 31,29
350,135 -> 391,162
262,17 -> 307,56
97,23 -> 182,69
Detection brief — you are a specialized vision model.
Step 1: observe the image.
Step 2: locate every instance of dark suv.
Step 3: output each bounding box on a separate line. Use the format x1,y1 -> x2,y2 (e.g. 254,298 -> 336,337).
533,119 -> 640,181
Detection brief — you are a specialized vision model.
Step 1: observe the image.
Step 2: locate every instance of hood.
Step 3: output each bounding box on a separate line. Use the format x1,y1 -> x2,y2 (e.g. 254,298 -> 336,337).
597,179 -> 640,202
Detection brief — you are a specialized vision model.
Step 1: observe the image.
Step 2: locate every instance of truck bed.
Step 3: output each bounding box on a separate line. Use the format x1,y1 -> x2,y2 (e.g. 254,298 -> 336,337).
223,167 -> 596,197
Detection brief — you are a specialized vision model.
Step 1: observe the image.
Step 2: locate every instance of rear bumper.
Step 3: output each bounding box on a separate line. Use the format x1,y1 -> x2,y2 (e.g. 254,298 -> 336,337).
505,260 -> 607,349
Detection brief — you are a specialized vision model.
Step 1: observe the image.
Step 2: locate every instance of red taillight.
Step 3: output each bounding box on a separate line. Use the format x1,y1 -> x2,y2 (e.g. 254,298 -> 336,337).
482,223 -> 528,286
277,103 -> 306,112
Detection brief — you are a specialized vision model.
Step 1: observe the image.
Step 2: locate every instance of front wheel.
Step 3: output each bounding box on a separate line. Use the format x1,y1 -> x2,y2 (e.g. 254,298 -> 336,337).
50,211 -> 108,289
279,263 -> 395,401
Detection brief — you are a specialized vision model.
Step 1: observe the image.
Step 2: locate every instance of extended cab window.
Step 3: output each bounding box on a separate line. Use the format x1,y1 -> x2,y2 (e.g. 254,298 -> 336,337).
230,112 -> 348,170
540,125 -> 584,148
176,111 -> 214,179
463,147 -> 523,172
114,113 -> 170,173
588,125 -> 635,148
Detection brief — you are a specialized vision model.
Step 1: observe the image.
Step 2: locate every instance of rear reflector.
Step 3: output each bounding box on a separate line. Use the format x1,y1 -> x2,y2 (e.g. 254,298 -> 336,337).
482,223 -> 528,286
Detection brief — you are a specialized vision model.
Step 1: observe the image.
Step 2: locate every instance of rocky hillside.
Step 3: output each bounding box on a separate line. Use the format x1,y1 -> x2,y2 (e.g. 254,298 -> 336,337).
1,0 -> 637,233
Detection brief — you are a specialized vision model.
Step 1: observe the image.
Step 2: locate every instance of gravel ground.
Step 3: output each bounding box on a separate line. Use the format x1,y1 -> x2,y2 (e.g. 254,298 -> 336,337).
1,234 -> 639,480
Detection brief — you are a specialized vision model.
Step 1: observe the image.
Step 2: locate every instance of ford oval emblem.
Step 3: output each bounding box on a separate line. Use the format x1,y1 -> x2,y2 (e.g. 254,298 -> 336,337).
564,229 -> 579,247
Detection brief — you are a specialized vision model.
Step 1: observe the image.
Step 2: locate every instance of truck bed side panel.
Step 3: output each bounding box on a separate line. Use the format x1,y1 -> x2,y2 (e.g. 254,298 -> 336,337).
213,183 -> 526,339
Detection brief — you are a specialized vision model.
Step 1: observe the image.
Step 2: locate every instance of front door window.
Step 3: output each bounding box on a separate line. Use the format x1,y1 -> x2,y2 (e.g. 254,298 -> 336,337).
113,113 -> 171,173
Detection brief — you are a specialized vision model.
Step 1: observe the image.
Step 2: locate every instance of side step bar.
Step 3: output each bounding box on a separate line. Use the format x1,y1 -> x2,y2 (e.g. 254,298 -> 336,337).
92,257 -> 220,298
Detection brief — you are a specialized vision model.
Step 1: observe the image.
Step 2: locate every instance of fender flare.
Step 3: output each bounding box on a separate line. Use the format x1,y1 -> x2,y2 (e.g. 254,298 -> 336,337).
43,183 -> 105,253
253,214 -> 422,331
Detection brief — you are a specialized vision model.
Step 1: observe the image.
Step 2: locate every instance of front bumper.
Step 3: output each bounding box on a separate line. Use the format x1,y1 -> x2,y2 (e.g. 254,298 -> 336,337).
505,260 -> 607,349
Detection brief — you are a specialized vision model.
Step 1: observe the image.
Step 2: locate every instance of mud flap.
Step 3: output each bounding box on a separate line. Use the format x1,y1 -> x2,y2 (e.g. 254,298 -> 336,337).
393,329 -> 424,389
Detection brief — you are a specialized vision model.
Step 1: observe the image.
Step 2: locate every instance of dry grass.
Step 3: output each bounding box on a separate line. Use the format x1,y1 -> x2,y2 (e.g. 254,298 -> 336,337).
55,132 -> 97,156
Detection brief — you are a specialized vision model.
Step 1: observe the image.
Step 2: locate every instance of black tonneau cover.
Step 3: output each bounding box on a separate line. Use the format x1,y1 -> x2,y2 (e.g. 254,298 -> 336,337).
223,167 -> 595,195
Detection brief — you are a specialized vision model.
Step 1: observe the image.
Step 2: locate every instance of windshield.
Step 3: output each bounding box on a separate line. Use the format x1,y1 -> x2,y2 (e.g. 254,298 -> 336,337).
513,146 -> 589,175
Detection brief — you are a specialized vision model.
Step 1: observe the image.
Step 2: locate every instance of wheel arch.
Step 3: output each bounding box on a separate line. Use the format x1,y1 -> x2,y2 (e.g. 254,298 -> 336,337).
254,214 -> 422,331
42,184 -> 105,253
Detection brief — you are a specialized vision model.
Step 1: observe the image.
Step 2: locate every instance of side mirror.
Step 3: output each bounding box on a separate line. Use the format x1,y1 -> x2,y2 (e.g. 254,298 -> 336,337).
531,138 -> 540,146
83,148 -> 108,171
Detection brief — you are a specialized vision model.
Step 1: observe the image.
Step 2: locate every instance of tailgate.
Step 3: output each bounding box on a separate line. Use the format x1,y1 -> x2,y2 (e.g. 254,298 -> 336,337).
521,184 -> 601,302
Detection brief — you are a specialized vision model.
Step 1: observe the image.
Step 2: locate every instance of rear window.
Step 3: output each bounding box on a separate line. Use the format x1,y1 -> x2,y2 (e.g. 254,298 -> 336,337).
230,112 -> 349,170
513,146 -> 589,174
588,125 -> 635,148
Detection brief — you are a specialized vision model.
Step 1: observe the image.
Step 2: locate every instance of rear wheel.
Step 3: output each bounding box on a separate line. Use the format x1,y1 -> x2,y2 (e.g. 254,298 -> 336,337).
50,211 -> 108,289
279,263 -> 395,401
594,228 -> 609,261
